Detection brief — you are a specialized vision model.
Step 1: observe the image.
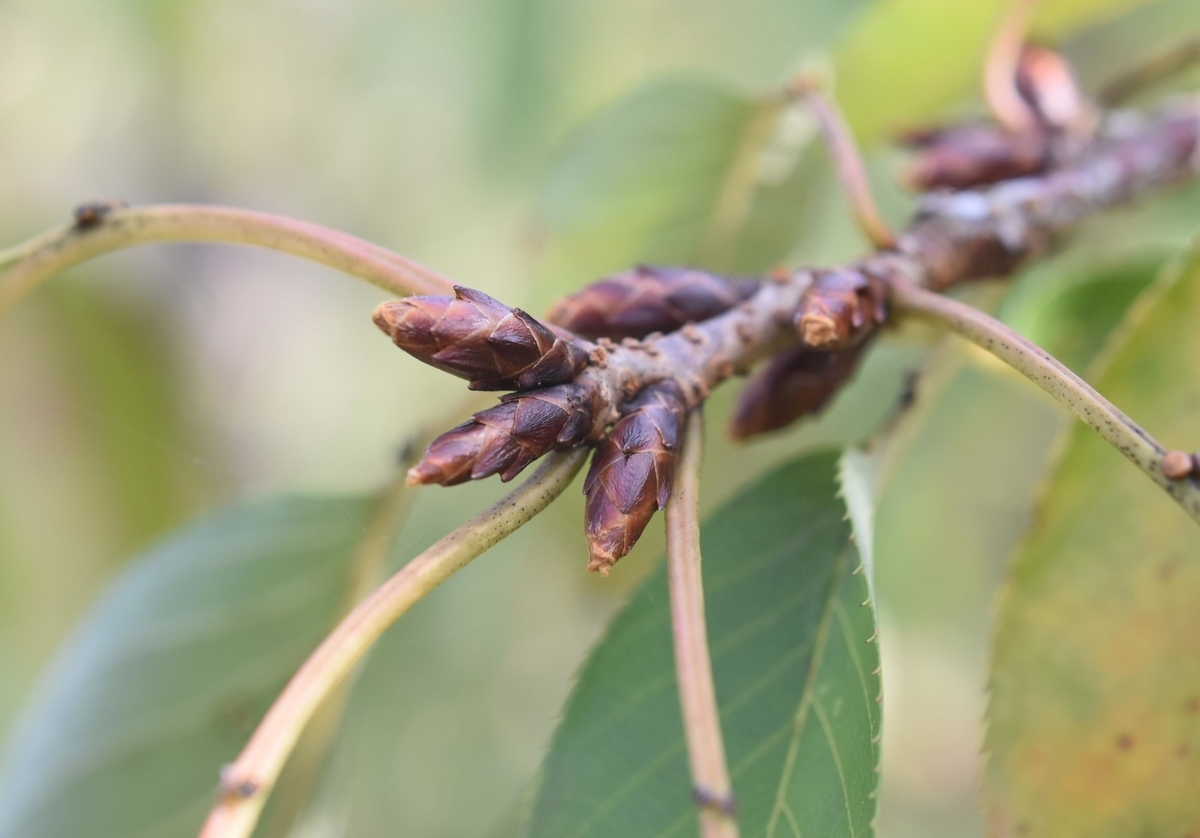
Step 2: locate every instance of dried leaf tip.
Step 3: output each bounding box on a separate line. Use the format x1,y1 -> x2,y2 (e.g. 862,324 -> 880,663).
407,382 -> 601,486
545,265 -> 756,341
795,268 -> 886,350
584,381 -> 688,574
373,285 -> 589,391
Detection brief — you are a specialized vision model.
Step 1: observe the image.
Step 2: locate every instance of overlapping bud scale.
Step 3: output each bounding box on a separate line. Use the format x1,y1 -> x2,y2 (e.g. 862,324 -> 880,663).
729,343 -> 866,440
900,45 -> 1086,192
900,124 -> 1046,191
583,381 -> 689,575
407,382 -> 601,486
546,265 -> 756,341
373,286 -> 589,391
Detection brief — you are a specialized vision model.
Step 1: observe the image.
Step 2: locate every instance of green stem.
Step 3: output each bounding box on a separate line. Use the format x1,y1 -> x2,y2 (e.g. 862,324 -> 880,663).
196,448 -> 587,838
0,204 -> 453,318
889,279 -> 1200,524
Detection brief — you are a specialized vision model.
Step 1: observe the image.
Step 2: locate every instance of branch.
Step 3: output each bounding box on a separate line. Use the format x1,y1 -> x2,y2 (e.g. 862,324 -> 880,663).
666,411 -> 739,838
888,278 -> 1200,524
380,96 -> 1200,569
197,448 -> 588,838
0,203 -> 454,318
1096,33 -> 1200,106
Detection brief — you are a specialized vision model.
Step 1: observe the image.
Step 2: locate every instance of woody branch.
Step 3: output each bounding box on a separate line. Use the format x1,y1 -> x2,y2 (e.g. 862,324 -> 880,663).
375,94 -> 1200,573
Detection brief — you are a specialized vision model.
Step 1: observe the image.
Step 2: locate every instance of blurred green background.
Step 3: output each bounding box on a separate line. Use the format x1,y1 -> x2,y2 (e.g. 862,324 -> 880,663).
1,0 -> 1198,836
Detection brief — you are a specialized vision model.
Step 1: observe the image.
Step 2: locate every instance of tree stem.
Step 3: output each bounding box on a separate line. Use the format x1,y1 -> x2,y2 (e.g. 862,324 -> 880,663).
888,278 -> 1200,524
196,448 -> 587,838
1096,34 -> 1200,106
0,203 -> 453,318
793,80 -> 896,249
667,411 -> 740,838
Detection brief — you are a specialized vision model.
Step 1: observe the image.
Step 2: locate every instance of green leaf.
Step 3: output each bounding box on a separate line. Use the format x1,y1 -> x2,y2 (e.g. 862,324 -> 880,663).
536,77 -> 816,290
834,0 -> 1157,143
0,494 -> 372,838
528,451 -> 881,838
42,281 -> 209,545
986,236 -> 1200,835
1000,254 -> 1164,374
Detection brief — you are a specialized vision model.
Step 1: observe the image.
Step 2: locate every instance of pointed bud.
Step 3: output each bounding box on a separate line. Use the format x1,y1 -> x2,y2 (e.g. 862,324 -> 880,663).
545,265 -> 756,341
583,381 -> 688,575
899,123 -> 1046,191
795,268 -> 887,350
407,381 -> 601,486
373,286 -> 589,391
729,343 -> 866,439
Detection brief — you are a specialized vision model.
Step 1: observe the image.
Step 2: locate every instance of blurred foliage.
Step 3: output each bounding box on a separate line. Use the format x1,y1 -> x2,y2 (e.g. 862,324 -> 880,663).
0,0 -> 1199,837
1000,256 -> 1164,373
527,452 -> 879,837
987,238 -> 1200,836
0,496 -> 374,838
835,0 -> 1159,142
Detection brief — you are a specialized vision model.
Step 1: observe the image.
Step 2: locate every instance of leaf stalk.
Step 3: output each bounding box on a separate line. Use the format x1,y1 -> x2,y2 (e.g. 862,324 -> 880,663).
0,203 -> 453,318
196,449 -> 587,838
666,411 -> 740,838
888,278 -> 1200,524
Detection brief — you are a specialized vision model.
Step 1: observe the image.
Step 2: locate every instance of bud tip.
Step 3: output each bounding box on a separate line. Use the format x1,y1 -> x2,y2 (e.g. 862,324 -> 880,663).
587,554 -> 615,575
799,313 -> 840,348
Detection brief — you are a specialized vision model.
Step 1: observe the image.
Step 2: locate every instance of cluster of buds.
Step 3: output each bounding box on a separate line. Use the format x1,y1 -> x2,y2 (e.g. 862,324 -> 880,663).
375,275 -> 713,573
901,44 -> 1091,191
374,260 -> 884,569
366,21 -> 1200,578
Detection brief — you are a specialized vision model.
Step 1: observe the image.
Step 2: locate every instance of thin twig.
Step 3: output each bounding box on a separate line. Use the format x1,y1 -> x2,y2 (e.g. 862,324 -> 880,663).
791,79 -> 896,249
667,411 -> 739,838
1096,33 -> 1200,106
984,0 -> 1041,134
0,203 -> 454,318
220,404 -> 485,837
197,448 -> 588,838
257,462 -> 419,837
888,278 -> 1200,523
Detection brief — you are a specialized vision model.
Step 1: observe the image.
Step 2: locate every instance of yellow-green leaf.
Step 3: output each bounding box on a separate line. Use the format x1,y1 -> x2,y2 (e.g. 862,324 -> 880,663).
834,0 -> 1156,143
986,236 -> 1200,836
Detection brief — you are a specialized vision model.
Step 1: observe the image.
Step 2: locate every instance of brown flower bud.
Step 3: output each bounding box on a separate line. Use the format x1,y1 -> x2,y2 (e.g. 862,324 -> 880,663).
583,381 -> 688,575
729,342 -> 866,439
795,268 -> 886,350
545,265 -> 756,341
373,285 -> 589,391
408,381 -> 601,486
899,123 -> 1047,191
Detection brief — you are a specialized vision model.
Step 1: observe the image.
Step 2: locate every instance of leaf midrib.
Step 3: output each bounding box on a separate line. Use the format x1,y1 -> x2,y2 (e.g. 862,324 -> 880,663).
765,544 -> 852,838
